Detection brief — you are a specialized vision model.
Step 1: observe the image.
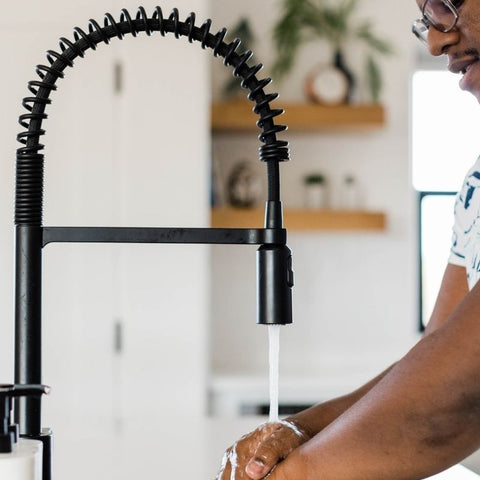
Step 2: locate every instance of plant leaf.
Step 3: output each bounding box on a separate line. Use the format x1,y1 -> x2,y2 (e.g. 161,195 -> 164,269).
272,0 -> 312,77
366,55 -> 382,102
356,22 -> 394,54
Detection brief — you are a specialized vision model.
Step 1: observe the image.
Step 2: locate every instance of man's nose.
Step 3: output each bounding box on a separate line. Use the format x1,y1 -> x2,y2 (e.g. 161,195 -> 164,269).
427,27 -> 459,56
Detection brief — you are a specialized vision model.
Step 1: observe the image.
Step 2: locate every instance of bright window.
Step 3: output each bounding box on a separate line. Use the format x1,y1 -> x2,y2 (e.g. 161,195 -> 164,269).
412,70 -> 480,191
413,70 -> 480,328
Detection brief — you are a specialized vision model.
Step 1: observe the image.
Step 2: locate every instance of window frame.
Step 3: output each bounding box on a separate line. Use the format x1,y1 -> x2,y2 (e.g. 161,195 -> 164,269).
417,190 -> 457,331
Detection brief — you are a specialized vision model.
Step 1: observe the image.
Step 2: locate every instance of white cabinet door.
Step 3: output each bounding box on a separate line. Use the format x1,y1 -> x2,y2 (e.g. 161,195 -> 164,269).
2,5 -> 210,477
113,23 -> 210,418
1,0 -> 211,426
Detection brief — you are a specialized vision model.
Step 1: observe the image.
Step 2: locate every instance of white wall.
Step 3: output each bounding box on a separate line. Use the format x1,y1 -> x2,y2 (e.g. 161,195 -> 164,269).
209,0 -> 424,404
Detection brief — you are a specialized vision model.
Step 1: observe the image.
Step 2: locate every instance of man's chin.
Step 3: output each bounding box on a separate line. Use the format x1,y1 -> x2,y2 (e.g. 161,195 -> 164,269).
473,90 -> 480,104
460,81 -> 480,104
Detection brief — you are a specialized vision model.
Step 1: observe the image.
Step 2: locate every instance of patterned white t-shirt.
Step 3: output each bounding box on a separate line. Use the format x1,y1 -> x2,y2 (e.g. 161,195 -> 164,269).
449,156 -> 480,290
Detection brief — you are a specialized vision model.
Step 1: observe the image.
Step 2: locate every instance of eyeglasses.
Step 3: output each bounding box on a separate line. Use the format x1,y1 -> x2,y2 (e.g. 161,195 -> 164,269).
412,0 -> 460,44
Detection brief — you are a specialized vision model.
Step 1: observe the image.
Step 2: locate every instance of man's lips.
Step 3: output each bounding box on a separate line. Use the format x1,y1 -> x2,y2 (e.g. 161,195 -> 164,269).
449,57 -> 479,75
448,56 -> 480,92
459,62 -> 480,92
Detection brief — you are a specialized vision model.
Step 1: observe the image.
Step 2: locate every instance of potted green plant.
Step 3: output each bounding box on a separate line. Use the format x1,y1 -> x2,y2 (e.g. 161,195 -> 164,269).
304,173 -> 328,208
272,0 -> 394,103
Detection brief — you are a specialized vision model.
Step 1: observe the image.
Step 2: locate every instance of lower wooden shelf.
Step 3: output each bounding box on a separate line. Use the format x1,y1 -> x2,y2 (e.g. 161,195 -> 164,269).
211,207 -> 386,231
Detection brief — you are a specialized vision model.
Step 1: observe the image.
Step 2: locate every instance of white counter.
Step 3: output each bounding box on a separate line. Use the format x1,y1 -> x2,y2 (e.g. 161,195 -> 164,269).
51,414 -> 260,479
45,415 -> 479,479
427,465 -> 479,479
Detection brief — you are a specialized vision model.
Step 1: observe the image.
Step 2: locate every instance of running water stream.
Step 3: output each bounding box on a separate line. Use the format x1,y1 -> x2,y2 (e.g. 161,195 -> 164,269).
268,325 -> 280,423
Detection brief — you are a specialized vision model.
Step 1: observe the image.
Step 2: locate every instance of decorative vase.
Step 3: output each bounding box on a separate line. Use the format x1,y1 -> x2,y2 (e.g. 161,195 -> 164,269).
333,49 -> 355,103
227,161 -> 263,208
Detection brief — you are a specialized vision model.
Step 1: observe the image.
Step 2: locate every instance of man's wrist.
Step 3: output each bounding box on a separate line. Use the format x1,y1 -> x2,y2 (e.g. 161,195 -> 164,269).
285,409 -> 322,440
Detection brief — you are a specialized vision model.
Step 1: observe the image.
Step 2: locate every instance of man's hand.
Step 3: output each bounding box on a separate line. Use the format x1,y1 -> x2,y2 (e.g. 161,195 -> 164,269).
215,420 -> 309,480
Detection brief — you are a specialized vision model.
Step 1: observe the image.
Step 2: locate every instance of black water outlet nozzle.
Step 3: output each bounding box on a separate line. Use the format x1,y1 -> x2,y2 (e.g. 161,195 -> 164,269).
0,384 -> 49,453
257,244 -> 294,325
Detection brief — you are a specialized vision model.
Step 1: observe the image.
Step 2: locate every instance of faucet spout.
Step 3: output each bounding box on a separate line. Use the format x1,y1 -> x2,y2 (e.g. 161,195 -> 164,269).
257,243 -> 294,325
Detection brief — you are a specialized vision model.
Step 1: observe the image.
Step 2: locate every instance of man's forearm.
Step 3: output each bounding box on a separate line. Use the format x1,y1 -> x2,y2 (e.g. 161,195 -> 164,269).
286,364 -> 396,439
276,289 -> 480,480
287,264 -> 468,449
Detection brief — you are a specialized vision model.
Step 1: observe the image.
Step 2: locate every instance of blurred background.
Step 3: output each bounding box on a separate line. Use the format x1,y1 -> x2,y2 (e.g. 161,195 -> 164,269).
1,0 -> 480,477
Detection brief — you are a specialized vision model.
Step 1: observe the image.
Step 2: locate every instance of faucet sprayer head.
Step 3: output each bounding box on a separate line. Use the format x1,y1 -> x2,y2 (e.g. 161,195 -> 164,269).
257,244 -> 294,325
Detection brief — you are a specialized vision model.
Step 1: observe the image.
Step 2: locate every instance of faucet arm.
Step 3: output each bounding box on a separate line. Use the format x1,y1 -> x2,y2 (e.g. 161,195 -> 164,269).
41,226 -> 287,247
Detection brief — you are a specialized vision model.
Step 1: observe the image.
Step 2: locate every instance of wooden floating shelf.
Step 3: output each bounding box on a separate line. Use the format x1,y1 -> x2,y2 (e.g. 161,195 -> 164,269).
211,100 -> 386,132
211,207 -> 387,231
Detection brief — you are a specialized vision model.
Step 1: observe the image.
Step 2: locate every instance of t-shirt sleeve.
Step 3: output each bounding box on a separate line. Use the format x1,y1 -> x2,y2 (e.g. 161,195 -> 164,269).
447,158 -> 480,267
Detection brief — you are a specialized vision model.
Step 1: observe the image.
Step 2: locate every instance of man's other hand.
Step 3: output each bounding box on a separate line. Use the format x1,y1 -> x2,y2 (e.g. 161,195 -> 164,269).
215,420 -> 309,480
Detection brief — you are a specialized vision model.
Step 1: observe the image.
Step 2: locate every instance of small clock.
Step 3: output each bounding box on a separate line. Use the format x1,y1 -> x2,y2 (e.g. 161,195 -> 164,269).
305,64 -> 349,106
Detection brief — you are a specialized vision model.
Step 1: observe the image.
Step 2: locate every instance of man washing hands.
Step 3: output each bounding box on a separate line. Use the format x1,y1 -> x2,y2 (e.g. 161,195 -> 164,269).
216,420 -> 310,479
217,0 -> 480,478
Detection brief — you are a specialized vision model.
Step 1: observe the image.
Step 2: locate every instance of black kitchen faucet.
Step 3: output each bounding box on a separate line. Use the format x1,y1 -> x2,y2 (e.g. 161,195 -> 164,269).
11,7 -> 293,479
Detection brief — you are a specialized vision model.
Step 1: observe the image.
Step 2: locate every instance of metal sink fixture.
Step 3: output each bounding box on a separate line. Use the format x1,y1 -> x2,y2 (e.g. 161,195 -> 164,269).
5,7 -> 294,479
